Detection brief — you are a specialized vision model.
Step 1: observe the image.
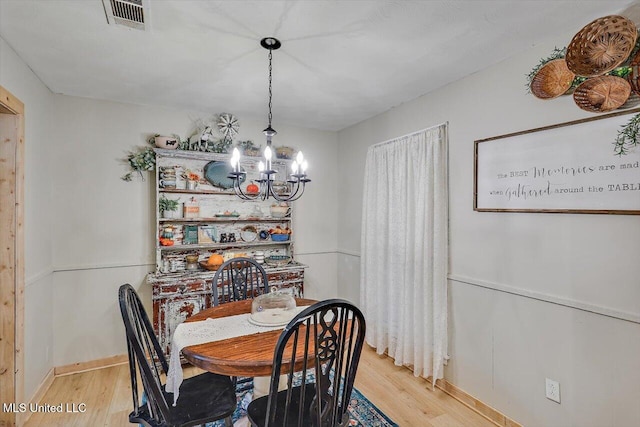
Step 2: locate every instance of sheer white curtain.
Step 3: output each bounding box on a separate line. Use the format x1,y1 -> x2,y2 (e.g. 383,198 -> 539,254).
360,123 -> 448,385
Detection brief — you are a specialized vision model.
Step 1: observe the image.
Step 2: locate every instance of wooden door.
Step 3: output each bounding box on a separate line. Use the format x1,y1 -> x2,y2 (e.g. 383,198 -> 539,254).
0,85 -> 25,427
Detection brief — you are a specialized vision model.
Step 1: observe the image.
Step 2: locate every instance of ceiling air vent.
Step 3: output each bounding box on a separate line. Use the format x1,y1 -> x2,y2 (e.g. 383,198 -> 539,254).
102,0 -> 149,30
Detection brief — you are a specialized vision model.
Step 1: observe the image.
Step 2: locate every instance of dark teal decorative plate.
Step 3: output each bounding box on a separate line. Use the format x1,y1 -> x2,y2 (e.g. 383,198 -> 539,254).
204,161 -> 245,189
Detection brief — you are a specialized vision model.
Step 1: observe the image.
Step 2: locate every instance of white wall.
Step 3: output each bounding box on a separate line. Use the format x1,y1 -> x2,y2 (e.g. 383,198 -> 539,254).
0,36 -> 55,400
336,33 -> 640,427
50,95 -> 338,365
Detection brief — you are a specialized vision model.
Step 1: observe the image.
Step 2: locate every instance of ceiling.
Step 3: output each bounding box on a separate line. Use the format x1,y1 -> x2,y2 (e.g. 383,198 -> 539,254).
0,0 -> 636,131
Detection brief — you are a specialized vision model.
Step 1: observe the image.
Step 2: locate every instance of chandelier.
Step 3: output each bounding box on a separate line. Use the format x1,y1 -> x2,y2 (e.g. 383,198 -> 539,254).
228,37 -> 310,201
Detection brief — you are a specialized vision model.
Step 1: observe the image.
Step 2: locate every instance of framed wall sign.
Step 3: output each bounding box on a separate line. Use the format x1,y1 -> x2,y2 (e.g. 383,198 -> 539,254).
474,108 -> 640,214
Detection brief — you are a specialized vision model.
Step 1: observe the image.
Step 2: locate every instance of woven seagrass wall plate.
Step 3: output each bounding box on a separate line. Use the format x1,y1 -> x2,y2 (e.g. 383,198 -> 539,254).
566,15 -> 637,77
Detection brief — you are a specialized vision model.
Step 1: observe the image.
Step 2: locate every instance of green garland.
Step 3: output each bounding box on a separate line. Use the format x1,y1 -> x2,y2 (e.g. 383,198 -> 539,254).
121,145 -> 156,181
614,113 -> 640,156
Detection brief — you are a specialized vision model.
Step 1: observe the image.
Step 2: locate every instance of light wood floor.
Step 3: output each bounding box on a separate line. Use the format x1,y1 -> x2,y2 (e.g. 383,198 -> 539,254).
25,346 -> 495,427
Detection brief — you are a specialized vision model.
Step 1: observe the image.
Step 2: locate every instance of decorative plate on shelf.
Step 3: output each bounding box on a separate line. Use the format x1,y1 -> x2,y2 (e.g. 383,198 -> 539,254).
204,161 -> 245,189
241,225 -> 258,242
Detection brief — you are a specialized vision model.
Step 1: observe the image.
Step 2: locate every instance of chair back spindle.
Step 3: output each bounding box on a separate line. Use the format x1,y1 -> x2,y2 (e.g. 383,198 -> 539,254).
250,299 -> 366,427
212,257 -> 268,305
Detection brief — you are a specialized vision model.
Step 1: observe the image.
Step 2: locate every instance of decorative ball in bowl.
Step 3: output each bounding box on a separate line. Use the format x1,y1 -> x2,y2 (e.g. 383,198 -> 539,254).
271,233 -> 290,242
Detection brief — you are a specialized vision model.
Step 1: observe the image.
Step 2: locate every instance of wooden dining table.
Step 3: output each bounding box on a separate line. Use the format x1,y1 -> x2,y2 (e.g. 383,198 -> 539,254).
181,298 -> 318,378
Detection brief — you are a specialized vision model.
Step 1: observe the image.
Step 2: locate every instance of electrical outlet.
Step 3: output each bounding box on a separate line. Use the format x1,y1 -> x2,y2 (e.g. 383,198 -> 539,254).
545,378 -> 560,403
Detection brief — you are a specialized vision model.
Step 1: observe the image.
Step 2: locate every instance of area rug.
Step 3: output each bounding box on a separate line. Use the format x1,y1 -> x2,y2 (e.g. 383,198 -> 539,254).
207,376 -> 398,427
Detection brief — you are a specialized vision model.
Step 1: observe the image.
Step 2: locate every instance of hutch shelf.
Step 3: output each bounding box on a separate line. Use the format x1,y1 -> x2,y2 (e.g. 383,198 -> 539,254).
147,148 -> 306,356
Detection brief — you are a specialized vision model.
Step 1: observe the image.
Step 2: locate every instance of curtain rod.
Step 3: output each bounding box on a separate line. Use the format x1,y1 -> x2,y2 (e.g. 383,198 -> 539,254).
371,121 -> 448,148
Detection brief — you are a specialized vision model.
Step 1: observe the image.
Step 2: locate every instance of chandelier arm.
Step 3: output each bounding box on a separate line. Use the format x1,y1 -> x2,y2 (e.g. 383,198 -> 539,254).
284,182 -> 306,202
232,178 -> 259,201
269,188 -> 286,202
232,184 -> 250,200
267,179 -> 304,202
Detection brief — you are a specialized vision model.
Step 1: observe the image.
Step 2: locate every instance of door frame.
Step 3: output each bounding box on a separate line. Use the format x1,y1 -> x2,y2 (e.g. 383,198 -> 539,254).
0,85 -> 25,426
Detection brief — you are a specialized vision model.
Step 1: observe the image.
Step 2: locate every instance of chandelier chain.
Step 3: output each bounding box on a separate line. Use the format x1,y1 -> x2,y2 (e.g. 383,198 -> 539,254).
267,49 -> 273,129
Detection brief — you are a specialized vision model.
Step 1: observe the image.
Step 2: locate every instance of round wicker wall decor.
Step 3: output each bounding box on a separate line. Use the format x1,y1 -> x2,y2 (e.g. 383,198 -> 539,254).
566,15 -> 637,77
573,76 -> 631,112
530,59 -> 576,99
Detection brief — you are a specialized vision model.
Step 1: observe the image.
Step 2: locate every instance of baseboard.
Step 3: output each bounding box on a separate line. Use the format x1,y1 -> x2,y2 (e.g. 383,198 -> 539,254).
430,377 -> 522,427
375,345 -> 521,427
23,367 -> 55,424
54,354 -> 128,376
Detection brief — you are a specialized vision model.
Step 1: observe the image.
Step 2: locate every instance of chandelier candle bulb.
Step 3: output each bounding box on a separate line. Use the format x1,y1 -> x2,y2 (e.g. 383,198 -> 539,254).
264,146 -> 273,171
301,160 -> 308,173
230,147 -> 241,172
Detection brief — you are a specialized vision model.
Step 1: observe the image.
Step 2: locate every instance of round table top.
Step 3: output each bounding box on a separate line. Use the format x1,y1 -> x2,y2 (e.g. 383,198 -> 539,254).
182,298 -> 317,377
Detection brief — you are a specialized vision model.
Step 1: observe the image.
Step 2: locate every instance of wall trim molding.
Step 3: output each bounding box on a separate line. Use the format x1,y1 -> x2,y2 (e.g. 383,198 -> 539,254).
25,267 -> 54,287
296,250 -> 338,256
430,377 -> 522,427
337,249 -> 360,257
333,251 -> 639,324
23,367 -> 55,424
54,354 -> 128,376
449,274 -> 640,324
53,261 -> 154,273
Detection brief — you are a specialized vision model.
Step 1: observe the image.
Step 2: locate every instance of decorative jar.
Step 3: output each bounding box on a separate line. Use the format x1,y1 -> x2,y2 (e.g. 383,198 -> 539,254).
250,288 -> 297,326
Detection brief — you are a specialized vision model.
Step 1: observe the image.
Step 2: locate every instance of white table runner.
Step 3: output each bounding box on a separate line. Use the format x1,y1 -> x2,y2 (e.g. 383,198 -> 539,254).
166,306 -> 309,405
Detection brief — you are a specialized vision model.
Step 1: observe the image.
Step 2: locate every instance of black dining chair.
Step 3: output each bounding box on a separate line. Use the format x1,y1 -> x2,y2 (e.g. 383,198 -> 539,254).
212,257 -> 269,306
118,284 -> 236,427
247,299 -> 366,427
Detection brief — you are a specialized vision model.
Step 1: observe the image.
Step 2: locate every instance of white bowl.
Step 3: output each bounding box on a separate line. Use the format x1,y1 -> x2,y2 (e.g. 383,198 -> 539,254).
270,206 -> 291,218
155,136 -> 179,149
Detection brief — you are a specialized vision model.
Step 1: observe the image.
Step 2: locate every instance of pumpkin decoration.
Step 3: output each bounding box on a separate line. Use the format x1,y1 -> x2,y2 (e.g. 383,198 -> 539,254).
246,181 -> 259,194
159,238 -> 174,246
200,253 -> 224,271
207,253 -> 224,265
